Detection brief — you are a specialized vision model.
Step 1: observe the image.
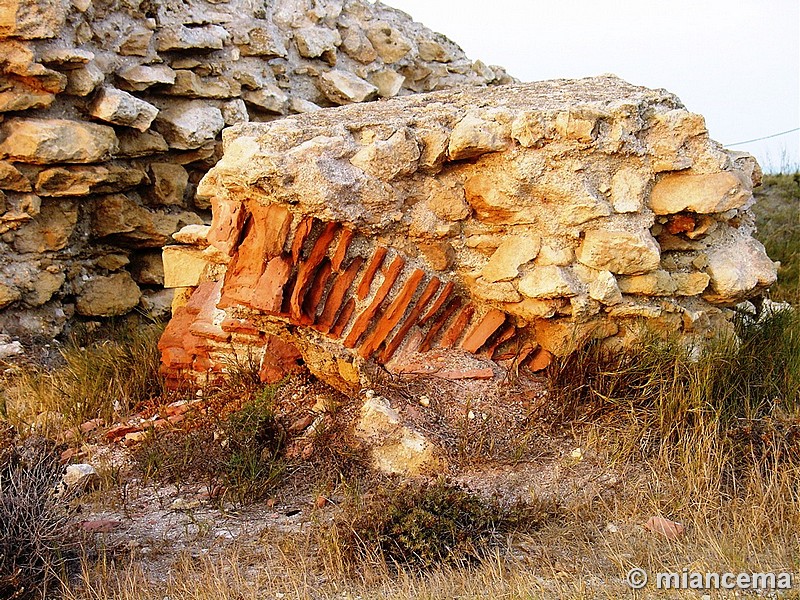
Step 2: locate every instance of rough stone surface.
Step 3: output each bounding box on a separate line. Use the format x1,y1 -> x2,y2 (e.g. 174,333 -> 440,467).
0,0 -> 511,338
76,272 -> 141,317
161,77 -> 775,393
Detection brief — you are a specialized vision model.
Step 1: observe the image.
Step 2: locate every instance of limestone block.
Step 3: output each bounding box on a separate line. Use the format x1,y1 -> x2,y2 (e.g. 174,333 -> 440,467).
577,229 -> 661,275
0,162 -> 31,192
340,25 -> 377,63
165,71 -> 239,99
419,39 -> 453,62
118,25 -> 153,56
617,270 -> 677,296
480,233 -> 541,282
243,85 -> 289,114
24,270 -> 64,306
0,119 -> 117,164
64,63 -> 104,96
130,251 -> 164,285
355,395 -> 444,476
317,69 -> 377,105
89,87 -> 158,132
76,272 -> 141,317
13,200 -> 77,253
0,0 -> 68,39
237,22 -> 287,57
163,245 -> 225,288
649,171 -> 752,215
172,224 -> 210,245
148,163 -> 188,205
448,113 -> 510,160
350,129 -> 420,181
116,64 -> 176,91
672,272 -> 710,296
366,22 -> 413,64
35,165 -> 147,197
156,25 -> 229,51
221,99 -> 249,125
0,282 -> 21,309
154,101 -> 225,150
611,167 -> 647,213
92,194 -> 202,248
40,48 -> 94,69
518,265 -> 578,299
588,270 -> 623,305
116,130 -> 169,157
0,83 -> 56,112
294,26 -> 340,59
705,237 -> 776,302
370,69 -> 405,98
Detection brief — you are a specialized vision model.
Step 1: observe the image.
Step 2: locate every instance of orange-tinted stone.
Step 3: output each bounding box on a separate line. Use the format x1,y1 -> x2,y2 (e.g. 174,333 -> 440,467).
189,321 -> 231,342
344,254 -> 405,348
666,214 -> 696,235
221,318 -> 260,336
358,268 -> 424,358
378,276 -> 441,363
459,309 -> 506,353
315,256 -> 365,333
438,304 -> 475,348
259,334 -> 303,383
356,246 -> 388,300
207,196 -> 245,256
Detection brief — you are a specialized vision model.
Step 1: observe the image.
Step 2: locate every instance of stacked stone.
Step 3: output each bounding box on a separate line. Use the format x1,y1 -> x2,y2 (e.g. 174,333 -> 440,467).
0,0 -> 510,338
159,76 -> 777,392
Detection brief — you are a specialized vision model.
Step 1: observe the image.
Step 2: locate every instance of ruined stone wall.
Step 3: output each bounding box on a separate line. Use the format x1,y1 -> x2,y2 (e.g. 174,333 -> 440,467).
0,0 -> 510,339
158,76 -> 777,393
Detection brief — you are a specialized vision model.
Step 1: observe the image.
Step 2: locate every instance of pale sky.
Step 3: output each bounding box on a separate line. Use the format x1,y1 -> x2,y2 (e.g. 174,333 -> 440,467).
385,0 -> 800,173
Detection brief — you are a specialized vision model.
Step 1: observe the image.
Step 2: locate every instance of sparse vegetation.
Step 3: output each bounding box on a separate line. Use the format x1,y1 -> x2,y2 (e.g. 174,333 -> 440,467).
332,478 -> 557,571
1,177 -> 798,598
0,428 -> 80,600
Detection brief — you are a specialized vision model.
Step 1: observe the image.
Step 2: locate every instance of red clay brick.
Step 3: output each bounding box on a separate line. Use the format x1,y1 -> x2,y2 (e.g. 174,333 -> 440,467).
419,281 -> 455,325
315,256 -> 365,333
485,323 -> 516,358
358,268 -> 425,358
356,246 -> 388,300
459,309 -> 506,353
289,221 -> 339,322
344,254 -> 405,348
329,298 -> 356,338
527,348 -> 553,372
291,216 -> 315,263
378,276 -> 441,363
220,317 -> 260,336
438,304 -> 475,348
251,254 -> 293,314
331,228 -> 354,272
302,259 -> 332,323
419,296 -> 462,352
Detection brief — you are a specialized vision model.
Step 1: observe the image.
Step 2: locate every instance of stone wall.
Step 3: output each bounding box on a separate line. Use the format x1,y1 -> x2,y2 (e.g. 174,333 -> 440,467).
0,0 -> 510,338
158,76 -> 777,393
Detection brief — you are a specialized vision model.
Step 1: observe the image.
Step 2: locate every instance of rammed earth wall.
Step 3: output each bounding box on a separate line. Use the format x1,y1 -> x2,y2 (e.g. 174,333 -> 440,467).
0,0 -> 510,338
158,76 -> 777,393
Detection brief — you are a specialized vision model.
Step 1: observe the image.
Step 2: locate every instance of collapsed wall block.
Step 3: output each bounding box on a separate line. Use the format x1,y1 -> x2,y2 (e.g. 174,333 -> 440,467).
159,76 -> 776,393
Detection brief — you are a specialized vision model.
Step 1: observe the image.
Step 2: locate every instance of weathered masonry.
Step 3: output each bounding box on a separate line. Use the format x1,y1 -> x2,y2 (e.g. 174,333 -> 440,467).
158,76 -> 776,393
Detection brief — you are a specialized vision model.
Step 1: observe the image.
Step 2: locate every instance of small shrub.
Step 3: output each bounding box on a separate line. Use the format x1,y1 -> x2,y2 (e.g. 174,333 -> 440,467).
133,382 -> 287,504
0,427 -> 80,600
336,479 -> 556,571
